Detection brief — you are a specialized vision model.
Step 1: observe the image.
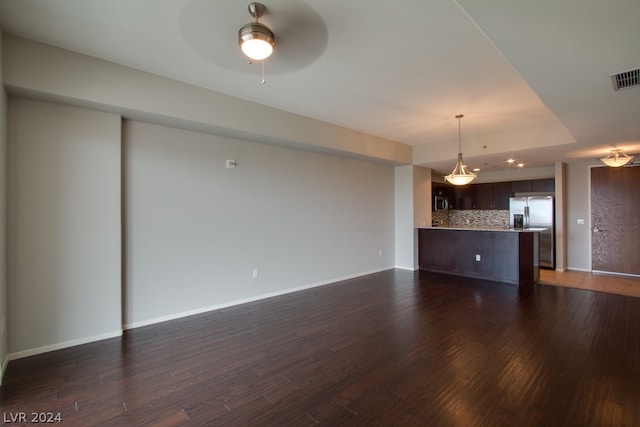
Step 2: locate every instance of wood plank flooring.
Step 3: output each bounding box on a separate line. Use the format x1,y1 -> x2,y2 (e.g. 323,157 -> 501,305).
1,269 -> 639,426
540,269 -> 640,298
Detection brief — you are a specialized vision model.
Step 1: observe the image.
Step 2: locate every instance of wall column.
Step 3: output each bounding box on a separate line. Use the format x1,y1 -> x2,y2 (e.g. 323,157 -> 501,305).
395,166 -> 431,270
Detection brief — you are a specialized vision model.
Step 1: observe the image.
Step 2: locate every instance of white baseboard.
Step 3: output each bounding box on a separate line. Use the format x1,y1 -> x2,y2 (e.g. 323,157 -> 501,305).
6,330 -> 123,362
1,354 -> 8,385
591,269 -> 640,278
6,267 -> 402,362
395,265 -> 417,271
566,267 -> 591,273
124,266 -> 396,330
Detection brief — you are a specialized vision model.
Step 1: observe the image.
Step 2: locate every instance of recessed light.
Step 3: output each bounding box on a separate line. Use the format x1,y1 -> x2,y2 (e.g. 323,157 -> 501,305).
506,158 -> 515,164
473,168 -> 480,172
517,162 -> 525,168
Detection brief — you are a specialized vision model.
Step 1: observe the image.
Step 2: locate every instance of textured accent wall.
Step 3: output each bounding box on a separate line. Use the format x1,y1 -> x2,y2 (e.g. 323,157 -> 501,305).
432,210 -> 510,228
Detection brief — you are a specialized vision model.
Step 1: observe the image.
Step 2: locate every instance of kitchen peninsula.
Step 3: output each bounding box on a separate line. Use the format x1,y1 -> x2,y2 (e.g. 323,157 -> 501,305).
418,227 -> 540,285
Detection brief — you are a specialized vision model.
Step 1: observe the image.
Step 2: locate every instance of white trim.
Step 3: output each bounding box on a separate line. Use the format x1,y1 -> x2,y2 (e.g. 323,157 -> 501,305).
591,269 -> 640,279
6,330 -> 123,362
587,164 -> 596,272
395,265 -> 417,271
567,267 -> 591,273
123,267 -> 395,330
1,355 -> 8,385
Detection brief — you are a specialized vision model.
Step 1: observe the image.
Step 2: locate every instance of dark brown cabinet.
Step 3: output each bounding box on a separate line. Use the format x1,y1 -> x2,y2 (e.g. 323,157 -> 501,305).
434,178 -> 554,210
491,182 -> 512,209
455,185 -> 474,210
418,228 -> 540,285
511,178 -> 555,194
532,178 -> 555,192
511,180 -> 532,194
472,182 -> 511,210
432,183 -> 456,210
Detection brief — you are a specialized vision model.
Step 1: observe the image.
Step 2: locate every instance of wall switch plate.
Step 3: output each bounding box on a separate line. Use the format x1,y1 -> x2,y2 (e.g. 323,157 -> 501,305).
252,269 -> 258,278
475,254 -> 481,262
577,218 -> 585,225
226,160 -> 237,169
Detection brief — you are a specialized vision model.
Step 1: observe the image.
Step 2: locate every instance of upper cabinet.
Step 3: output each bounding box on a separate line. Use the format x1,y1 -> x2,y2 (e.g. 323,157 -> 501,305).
432,183 -> 456,210
454,185 -> 474,210
471,182 -> 511,210
434,178 -> 555,211
511,180 -> 532,194
531,178 -> 555,193
511,178 -> 555,194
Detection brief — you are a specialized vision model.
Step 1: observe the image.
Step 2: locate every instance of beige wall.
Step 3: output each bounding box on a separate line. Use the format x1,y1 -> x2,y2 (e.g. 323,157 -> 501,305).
565,159 -> 601,271
3,35 -> 411,166
7,98 -> 122,357
4,96 -> 396,357
124,120 -> 395,327
394,166 -> 431,270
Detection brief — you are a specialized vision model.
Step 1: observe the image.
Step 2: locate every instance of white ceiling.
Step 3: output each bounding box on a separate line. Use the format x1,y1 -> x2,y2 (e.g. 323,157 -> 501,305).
1,0 -> 639,175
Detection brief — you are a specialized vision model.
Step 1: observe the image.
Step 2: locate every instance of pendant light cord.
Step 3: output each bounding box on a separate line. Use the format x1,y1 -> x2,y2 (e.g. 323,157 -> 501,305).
456,114 -> 464,152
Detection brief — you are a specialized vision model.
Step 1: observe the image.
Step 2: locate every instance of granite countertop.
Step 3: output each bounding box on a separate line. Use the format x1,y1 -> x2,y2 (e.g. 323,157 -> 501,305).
417,226 -> 546,232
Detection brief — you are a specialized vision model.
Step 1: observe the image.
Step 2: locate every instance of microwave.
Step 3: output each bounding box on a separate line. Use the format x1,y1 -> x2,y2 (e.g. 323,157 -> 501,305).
434,195 -> 449,210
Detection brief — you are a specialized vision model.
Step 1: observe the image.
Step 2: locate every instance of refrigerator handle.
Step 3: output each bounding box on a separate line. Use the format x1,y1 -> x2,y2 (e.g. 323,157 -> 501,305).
524,206 -> 530,228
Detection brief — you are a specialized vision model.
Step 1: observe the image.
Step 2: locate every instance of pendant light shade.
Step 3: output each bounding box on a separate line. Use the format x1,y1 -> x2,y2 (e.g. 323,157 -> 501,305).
600,149 -> 633,167
444,114 -> 477,185
239,3 -> 275,61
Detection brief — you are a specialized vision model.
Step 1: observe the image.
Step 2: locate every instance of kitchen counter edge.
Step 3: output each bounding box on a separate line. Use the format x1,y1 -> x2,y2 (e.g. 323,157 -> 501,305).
416,226 -> 545,232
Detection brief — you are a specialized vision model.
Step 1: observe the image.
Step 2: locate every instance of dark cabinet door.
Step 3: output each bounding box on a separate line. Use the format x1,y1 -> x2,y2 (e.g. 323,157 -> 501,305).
472,184 -> 492,209
455,186 -> 474,210
512,179 -> 555,194
511,180 -> 532,194
472,182 -> 511,210
531,178 -> 555,192
432,183 -> 456,210
492,182 -> 512,209
452,179 -> 554,210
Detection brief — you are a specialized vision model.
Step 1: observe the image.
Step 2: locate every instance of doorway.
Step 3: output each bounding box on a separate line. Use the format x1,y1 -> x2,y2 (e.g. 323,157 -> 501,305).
590,165 -> 640,276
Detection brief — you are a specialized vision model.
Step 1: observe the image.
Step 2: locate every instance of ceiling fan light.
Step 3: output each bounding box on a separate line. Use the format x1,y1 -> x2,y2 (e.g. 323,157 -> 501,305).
239,22 -> 275,60
600,149 -> 633,167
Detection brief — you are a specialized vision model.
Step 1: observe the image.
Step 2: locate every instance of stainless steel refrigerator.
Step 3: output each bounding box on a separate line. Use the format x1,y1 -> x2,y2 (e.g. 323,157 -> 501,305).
509,195 -> 555,269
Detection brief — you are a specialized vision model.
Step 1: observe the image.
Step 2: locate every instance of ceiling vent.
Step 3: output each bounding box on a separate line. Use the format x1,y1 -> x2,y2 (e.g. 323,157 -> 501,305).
611,68 -> 640,91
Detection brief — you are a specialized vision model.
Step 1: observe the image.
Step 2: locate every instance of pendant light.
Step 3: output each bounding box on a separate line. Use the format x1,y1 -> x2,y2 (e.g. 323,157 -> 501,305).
444,114 -> 477,185
600,149 -> 633,167
239,3 -> 275,61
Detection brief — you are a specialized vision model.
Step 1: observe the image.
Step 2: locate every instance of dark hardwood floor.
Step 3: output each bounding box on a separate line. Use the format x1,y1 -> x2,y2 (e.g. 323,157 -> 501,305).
1,269 -> 639,426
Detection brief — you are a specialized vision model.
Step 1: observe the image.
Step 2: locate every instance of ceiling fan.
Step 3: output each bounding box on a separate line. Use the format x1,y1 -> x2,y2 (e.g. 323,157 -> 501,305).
179,0 -> 328,77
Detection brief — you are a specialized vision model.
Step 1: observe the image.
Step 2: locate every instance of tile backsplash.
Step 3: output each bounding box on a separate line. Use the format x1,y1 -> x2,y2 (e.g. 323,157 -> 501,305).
432,209 -> 509,228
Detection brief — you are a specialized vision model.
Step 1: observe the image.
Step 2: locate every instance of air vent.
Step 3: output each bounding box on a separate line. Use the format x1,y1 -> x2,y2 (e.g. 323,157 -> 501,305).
611,68 -> 640,91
